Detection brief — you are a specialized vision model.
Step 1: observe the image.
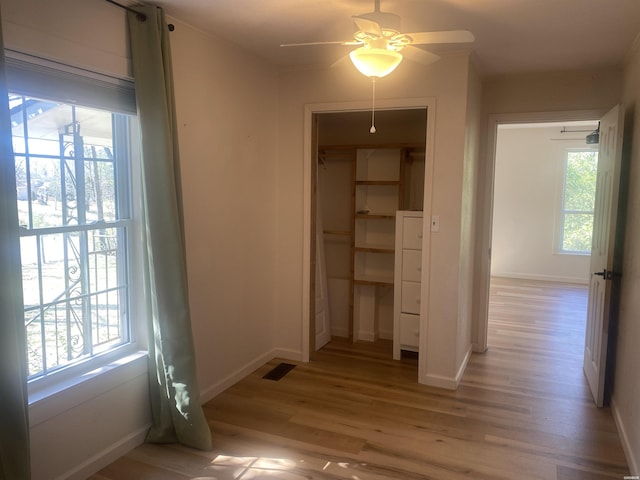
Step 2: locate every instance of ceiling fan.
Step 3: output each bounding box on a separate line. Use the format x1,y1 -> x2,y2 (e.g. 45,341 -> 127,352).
281,0 -> 475,78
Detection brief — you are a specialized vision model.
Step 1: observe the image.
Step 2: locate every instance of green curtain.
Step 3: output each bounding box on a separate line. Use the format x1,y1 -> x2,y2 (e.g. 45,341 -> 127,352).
127,6 -> 212,451
0,15 -> 31,480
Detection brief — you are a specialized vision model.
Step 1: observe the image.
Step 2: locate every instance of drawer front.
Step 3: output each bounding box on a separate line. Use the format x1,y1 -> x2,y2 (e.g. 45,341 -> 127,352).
402,216 -> 423,250
402,249 -> 422,282
399,313 -> 420,348
401,281 -> 421,314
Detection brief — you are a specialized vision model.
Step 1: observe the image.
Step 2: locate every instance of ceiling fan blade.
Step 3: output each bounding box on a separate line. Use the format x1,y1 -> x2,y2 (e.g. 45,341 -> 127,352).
352,15 -> 382,37
330,54 -> 352,69
402,46 -> 441,66
280,40 -> 361,47
404,30 -> 475,45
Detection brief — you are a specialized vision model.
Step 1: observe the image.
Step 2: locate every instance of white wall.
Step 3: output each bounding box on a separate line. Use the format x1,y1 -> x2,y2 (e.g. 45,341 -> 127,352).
168,18 -> 281,400
457,60 -> 482,370
491,124 -> 594,283
276,53 -> 477,388
482,69 -> 623,115
1,1 -> 150,479
613,34 -> 640,475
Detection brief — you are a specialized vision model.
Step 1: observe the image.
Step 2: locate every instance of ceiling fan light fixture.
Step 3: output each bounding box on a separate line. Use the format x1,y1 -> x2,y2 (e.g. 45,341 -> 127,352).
349,47 -> 403,78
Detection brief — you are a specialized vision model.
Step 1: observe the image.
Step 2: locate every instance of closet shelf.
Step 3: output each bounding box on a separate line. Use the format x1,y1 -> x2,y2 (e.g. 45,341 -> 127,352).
323,229 -> 351,236
327,274 -> 351,281
354,274 -> 394,287
355,213 -> 396,220
354,244 -> 394,253
355,180 -> 400,186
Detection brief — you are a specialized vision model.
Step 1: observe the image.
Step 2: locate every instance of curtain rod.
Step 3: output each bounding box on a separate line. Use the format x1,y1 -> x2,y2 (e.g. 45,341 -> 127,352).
103,0 -> 175,30
104,0 -> 147,22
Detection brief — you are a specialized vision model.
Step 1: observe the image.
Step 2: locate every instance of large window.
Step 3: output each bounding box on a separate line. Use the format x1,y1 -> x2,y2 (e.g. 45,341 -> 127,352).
560,149 -> 598,254
7,56 -> 139,383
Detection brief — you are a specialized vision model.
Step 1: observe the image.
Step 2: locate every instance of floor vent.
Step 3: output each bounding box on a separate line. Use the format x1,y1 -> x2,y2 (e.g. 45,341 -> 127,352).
262,363 -> 296,381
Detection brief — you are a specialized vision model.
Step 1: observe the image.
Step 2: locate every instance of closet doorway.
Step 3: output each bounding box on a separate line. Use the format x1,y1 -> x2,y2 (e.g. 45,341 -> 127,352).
310,107 -> 428,359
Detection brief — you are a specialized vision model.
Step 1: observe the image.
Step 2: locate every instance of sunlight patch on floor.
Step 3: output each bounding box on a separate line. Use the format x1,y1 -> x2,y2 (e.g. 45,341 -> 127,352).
202,454 -> 363,479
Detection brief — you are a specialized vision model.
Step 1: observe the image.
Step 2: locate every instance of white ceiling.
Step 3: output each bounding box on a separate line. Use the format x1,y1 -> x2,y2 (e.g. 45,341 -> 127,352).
150,0 -> 640,77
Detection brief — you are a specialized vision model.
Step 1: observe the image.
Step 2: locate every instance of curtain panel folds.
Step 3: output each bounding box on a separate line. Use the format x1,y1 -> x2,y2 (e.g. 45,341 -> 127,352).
127,6 -> 212,451
0,15 -> 31,480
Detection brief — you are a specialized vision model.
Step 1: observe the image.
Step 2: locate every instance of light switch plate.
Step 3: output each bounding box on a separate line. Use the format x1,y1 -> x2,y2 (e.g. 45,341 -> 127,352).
431,215 -> 440,232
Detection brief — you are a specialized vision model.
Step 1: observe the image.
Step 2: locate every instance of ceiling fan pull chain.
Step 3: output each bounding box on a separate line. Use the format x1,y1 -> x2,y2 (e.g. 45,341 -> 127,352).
370,78 -> 377,134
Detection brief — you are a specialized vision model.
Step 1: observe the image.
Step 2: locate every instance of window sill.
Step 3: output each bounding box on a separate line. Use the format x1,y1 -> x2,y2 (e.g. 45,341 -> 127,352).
28,350 -> 149,428
555,251 -> 592,257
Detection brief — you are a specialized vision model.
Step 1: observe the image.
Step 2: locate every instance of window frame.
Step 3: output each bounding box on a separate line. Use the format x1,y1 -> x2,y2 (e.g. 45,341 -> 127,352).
557,147 -> 598,255
5,52 -> 147,401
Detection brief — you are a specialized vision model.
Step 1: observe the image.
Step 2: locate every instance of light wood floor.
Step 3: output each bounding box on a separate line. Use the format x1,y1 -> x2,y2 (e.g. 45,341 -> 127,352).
90,278 -> 630,479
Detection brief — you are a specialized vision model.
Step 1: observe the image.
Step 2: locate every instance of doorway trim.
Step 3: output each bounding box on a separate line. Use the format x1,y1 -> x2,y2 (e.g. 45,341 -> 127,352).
474,108 -> 608,353
302,97 -> 437,364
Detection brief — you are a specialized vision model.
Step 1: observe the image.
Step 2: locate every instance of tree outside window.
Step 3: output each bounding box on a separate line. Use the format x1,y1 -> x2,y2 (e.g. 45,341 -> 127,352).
561,150 -> 598,254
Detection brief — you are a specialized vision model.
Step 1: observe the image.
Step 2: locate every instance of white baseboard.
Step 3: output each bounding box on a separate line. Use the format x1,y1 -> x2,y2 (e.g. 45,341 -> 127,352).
420,346 -> 472,390
611,396 -> 639,475
61,425 -> 150,480
270,348 -> 303,363
491,272 -> 589,285
199,350 -> 275,404
199,348 -> 303,404
455,347 -> 473,386
420,372 -> 458,390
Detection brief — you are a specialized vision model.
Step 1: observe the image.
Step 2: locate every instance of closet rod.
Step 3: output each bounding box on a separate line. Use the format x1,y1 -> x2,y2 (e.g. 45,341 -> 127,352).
104,0 -> 147,21
560,128 -> 593,133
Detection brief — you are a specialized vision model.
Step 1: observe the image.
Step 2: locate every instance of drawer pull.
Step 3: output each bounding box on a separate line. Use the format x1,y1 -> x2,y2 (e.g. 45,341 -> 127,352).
413,330 -> 419,337
416,298 -> 421,304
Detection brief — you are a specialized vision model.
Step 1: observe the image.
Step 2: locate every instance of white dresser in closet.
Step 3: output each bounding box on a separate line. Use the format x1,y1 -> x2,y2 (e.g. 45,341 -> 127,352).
393,211 -> 423,360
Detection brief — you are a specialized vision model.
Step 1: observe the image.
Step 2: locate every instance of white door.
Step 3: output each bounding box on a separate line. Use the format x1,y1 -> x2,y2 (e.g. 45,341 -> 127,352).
315,182 -> 331,350
583,104 -> 625,407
